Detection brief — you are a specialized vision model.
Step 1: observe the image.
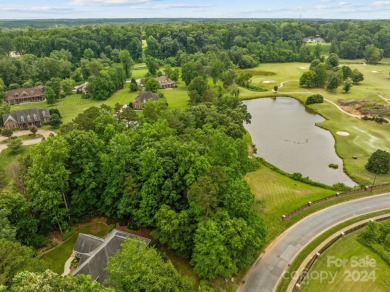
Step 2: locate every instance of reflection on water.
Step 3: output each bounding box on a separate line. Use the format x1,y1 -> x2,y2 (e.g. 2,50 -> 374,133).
244,97 -> 356,187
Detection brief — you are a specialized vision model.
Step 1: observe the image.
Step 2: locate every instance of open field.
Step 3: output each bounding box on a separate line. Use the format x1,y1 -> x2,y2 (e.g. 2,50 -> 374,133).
39,219 -> 111,275
239,61 -> 390,185
301,231 -> 390,292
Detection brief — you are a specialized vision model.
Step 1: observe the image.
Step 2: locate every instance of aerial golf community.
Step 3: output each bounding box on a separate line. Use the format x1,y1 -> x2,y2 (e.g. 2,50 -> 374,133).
0,19 -> 389,291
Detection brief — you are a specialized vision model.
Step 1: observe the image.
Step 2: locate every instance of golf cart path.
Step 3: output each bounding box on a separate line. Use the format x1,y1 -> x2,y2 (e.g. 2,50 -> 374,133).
324,99 -> 362,118
239,192 -> 390,292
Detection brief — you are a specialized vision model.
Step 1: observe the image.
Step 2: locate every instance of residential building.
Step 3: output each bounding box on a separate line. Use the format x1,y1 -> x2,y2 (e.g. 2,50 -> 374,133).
155,76 -> 176,89
132,91 -> 160,110
2,108 -> 50,129
5,86 -> 44,105
72,229 -> 151,284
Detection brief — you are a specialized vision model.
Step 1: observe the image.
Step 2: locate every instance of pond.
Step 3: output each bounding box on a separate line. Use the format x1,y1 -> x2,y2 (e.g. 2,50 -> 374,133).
243,97 -> 356,187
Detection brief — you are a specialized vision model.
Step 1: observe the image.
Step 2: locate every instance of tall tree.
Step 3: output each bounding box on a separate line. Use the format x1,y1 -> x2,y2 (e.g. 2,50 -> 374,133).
26,136 -> 70,233
106,238 -> 193,291
119,49 -> 133,78
363,44 -> 384,64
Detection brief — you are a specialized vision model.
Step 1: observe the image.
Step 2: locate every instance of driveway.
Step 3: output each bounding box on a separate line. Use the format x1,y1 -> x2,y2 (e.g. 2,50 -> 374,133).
240,192 -> 390,292
0,129 -> 56,153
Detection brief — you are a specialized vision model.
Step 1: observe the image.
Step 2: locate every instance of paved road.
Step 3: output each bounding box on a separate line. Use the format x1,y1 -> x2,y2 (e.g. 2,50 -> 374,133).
0,129 -> 56,153
240,192 -> 390,292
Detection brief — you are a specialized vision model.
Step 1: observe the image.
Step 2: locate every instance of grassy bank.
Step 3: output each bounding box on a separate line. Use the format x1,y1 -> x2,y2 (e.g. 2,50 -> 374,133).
301,230 -> 390,292
245,166 -> 334,241
277,210 -> 390,292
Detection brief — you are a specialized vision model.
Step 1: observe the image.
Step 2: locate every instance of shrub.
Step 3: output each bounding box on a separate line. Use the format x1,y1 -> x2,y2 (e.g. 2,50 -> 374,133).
1,128 -> 13,138
305,94 -> 324,105
8,138 -> 22,152
365,149 -> 390,174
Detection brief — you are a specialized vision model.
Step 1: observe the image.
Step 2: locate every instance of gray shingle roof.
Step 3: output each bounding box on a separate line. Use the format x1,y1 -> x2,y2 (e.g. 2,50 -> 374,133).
2,108 -> 50,126
72,229 -> 151,284
135,91 -> 160,104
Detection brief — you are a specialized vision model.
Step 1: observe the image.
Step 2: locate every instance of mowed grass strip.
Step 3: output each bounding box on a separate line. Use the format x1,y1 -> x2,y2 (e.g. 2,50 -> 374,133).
245,166 -> 334,241
301,231 -> 390,292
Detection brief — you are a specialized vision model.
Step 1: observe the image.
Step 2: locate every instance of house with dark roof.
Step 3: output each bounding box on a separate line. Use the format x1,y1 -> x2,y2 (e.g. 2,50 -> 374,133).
72,229 -> 151,284
133,91 -> 160,110
155,76 -> 176,89
2,108 -> 50,129
5,86 -> 44,105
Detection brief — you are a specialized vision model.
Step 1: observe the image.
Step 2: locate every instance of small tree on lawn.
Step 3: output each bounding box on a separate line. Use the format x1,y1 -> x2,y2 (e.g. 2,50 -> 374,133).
29,126 -> 38,136
130,78 -> 138,92
351,69 -> 364,84
342,78 -> 352,93
8,138 -> 22,153
2,128 -> 13,139
366,149 -> 390,175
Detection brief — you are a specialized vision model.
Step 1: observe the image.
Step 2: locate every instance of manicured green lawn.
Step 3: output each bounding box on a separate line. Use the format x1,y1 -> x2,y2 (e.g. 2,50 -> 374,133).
39,220 -> 111,275
245,166 -> 334,241
301,231 -> 390,292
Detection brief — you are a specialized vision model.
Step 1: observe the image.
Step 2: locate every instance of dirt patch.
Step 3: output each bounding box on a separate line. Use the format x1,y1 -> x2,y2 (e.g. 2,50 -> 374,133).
336,131 -> 350,136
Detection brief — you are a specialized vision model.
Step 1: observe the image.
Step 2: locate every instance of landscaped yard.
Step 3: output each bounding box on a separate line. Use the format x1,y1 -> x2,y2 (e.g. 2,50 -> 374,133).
245,165 -> 334,241
301,231 -> 390,292
39,219 -> 112,275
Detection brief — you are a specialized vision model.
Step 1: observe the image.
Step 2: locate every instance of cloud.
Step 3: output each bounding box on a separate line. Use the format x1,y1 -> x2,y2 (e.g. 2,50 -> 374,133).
132,3 -> 213,10
371,1 -> 390,7
69,0 -> 149,6
338,2 -> 352,6
0,5 -> 81,14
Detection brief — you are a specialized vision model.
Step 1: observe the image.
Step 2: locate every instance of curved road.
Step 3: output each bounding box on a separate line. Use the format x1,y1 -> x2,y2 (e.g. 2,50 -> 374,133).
240,192 -> 390,292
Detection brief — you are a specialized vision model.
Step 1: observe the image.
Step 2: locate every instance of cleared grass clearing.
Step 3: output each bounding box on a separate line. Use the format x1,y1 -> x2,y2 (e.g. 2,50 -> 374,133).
245,166 -> 333,241
301,231 -> 390,292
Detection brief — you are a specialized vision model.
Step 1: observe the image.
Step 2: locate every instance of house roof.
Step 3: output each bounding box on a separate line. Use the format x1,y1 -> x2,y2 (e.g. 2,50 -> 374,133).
134,91 -> 160,104
2,108 -> 50,126
72,229 -> 151,284
155,76 -> 176,85
5,86 -> 44,102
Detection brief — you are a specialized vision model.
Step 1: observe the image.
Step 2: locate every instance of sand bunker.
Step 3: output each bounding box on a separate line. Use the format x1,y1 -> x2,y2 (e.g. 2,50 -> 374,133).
299,66 -> 307,69
336,131 -> 350,136
372,70 -> 380,73
263,80 -> 275,84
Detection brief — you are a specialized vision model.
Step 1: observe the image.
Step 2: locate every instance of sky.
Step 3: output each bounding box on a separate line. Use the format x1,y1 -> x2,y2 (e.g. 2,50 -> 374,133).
0,0 -> 390,19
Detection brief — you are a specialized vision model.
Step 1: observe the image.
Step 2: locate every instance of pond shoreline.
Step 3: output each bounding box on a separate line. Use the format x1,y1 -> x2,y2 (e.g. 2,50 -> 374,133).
243,96 -> 356,187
